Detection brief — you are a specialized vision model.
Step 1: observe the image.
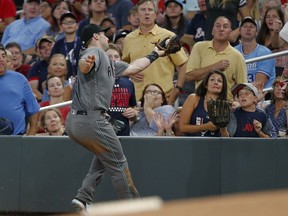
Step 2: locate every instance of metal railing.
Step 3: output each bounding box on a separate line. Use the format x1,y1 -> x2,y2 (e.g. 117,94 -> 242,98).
39,49 -> 288,111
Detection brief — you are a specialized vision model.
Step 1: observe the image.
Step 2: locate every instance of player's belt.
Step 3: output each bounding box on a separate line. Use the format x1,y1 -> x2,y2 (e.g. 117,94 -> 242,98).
71,109 -> 105,116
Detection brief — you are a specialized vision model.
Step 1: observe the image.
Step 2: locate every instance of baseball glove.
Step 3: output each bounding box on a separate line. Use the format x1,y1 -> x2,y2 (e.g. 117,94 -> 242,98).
155,35 -> 181,55
207,99 -> 231,128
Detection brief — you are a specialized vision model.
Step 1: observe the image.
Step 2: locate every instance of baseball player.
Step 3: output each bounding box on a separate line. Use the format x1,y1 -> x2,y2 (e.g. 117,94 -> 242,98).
65,23 -> 167,212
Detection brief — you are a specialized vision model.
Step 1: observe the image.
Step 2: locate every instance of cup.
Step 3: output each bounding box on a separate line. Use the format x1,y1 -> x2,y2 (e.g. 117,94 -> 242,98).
278,128 -> 287,137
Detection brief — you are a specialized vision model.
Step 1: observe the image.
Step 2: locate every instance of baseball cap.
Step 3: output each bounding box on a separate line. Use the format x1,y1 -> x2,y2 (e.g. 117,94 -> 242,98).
113,30 -> 130,44
231,83 -> 258,97
25,0 -> 42,3
80,24 -> 110,47
36,35 -> 55,48
164,0 -> 183,8
0,118 -> 14,135
240,16 -> 257,28
60,11 -> 77,23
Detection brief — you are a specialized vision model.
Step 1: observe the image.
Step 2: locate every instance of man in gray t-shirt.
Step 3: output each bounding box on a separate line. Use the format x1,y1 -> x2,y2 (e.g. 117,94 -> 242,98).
65,24 -> 165,212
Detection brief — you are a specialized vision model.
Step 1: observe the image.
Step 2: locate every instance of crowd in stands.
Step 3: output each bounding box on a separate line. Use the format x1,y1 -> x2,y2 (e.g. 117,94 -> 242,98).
0,0 -> 287,138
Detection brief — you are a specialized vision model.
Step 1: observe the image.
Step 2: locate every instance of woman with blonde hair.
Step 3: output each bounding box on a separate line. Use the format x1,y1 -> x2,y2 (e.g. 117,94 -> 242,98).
42,53 -> 73,102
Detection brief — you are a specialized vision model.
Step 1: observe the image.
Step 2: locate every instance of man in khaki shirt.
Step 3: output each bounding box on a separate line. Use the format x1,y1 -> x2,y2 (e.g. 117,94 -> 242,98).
186,16 -> 247,101
122,0 -> 188,104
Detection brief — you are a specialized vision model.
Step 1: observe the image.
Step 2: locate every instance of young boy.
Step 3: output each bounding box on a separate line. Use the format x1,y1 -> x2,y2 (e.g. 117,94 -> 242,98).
50,11 -> 82,79
222,83 -> 277,138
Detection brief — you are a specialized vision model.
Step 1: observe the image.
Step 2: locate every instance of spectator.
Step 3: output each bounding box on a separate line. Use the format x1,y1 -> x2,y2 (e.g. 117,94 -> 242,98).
222,83 -> 277,138
28,36 -> 55,102
186,16 -> 247,101
122,6 -> 140,32
5,49 -> 13,70
40,0 -> 53,25
1,0 -> 50,56
130,83 -> 177,136
77,0 -> 110,36
42,53 -> 72,102
113,30 -> 130,52
0,0 -> 16,41
46,0 -> 71,41
39,108 -> 67,136
161,0 -> 190,38
179,70 -> 228,136
260,0 -> 281,20
0,44 -> 40,135
265,78 -> 288,135
107,0 -> 134,29
246,0 -> 261,26
106,43 -> 138,136
235,16 -> 276,89
205,0 -> 250,45
81,0 -> 89,18
50,11 -> 82,78
5,42 -> 31,78
122,0 -> 188,104
38,76 -> 70,132
67,0 -> 87,22
182,0 -> 207,46
100,17 -> 118,42
256,6 -> 286,77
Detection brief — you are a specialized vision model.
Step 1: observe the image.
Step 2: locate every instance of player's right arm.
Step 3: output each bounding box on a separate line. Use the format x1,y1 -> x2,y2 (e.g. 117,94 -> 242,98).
79,55 -> 95,74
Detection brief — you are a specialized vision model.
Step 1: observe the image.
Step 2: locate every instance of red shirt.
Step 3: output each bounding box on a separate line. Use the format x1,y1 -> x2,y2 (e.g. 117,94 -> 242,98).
39,101 -> 71,125
0,0 -> 16,20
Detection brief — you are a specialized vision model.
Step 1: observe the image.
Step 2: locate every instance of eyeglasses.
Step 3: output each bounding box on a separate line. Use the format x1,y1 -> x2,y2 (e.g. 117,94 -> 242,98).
61,20 -> 77,25
145,90 -> 162,95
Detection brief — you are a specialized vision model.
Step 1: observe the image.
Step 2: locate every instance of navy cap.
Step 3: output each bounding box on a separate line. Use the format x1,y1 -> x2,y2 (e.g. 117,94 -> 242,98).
80,24 -> 110,47
60,11 -> 77,24
114,30 -> 130,43
240,16 -> 257,28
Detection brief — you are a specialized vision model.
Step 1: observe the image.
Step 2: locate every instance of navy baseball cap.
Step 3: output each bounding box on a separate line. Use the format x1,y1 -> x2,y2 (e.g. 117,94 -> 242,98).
113,30 -> 130,43
0,118 -> 14,135
80,24 -> 110,47
240,16 -> 257,28
60,11 -> 77,23
164,0 -> 183,8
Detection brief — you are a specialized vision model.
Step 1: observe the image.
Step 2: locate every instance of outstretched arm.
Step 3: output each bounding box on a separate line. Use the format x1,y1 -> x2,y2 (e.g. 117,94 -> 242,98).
122,48 -> 165,76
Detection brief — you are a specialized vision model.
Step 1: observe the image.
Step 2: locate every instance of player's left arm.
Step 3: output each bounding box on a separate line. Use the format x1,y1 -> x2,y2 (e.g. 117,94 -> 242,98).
122,48 -> 165,76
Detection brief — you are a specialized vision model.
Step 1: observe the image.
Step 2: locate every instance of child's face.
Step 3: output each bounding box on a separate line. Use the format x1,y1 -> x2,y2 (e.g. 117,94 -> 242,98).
128,12 -> 139,27
238,89 -> 257,108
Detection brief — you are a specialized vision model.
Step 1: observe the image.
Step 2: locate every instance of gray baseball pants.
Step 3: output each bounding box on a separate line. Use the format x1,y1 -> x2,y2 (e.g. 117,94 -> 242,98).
65,110 -> 139,203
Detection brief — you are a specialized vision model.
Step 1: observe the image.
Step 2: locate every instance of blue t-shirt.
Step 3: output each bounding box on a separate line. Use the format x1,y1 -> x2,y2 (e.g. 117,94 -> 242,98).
1,16 -> 50,51
130,105 -> 175,136
234,44 -> 276,88
227,107 -> 276,137
0,71 -> 40,135
108,77 -> 137,136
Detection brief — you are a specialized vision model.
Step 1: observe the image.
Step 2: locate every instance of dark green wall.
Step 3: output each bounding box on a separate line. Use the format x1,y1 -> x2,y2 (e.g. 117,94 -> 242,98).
0,136 -> 287,213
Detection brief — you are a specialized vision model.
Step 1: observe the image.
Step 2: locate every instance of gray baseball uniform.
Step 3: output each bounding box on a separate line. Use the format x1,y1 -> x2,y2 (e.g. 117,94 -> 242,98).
65,46 -> 139,203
